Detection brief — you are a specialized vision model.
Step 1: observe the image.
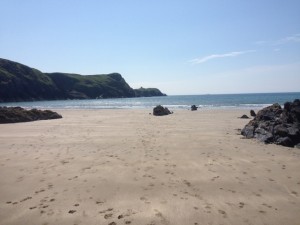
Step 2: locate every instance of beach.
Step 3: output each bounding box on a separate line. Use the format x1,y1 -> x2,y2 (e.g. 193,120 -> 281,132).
0,109 -> 299,225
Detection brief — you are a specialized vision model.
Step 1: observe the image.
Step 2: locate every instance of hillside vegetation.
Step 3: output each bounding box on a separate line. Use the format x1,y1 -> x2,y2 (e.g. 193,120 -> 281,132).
0,58 -> 166,102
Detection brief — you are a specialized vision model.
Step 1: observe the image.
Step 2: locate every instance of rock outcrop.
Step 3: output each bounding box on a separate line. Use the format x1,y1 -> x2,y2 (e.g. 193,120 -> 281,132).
191,105 -> 198,111
241,99 -> 300,147
0,107 -> 62,123
153,105 -> 172,116
134,87 -> 166,97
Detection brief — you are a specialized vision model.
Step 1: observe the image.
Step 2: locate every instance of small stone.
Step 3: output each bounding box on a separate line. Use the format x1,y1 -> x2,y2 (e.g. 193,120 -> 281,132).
240,115 -> 250,119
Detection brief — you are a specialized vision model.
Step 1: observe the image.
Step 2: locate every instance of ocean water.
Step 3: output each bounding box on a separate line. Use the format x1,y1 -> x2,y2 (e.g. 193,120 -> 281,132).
1,93 -> 300,110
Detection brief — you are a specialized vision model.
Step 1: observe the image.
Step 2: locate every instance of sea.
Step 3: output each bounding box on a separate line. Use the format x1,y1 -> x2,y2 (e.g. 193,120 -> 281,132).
1,92 -> 300,110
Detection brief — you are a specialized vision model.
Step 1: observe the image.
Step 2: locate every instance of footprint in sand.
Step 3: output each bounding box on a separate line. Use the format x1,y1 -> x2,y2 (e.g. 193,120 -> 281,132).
291,191 -> 298,196
183,180 -> 192,187
96,200 -> 105,205
211,176 -> 220,182
239,202 -> 245,208
218,209 -> 227,217
104,213 -> 113,219
262,203 -> 272,208
140,196 -> 151,204
99,208 -> 113,214
20,196 -> 32,202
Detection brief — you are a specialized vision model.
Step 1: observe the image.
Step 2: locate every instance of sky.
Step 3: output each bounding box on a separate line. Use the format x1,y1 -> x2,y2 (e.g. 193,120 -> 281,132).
1,0 -> 300,95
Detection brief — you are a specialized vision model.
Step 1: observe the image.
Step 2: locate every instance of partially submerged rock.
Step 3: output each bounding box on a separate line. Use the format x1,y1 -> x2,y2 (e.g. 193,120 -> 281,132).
153,105 -> 172,116
191,105 -> 198,111
0,107 -> 62,123
241,99 -> 300,147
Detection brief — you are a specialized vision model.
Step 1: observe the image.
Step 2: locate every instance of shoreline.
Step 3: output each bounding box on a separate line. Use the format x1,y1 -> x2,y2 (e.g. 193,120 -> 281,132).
0,109 -> 299,225
1,92 -> 299,111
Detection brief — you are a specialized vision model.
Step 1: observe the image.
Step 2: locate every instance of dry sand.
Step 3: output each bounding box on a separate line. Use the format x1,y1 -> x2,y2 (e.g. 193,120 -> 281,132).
0,109 -> 299,225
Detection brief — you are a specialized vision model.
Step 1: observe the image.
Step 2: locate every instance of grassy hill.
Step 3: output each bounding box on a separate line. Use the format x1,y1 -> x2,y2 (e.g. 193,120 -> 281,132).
0,59 -> 60,102
0,58 -> 166,102
134,87 -> 166,97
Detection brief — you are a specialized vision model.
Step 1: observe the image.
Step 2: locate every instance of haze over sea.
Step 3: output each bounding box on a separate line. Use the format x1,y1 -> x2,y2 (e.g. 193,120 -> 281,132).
1,92 -> 299,110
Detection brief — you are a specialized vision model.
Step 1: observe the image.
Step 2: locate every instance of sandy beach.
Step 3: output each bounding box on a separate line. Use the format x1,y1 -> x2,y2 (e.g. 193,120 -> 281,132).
0,109 -> 299,225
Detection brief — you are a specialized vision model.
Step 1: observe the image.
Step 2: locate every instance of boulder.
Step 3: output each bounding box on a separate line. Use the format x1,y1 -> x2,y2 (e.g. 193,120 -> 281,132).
241,125 -> 255,138
153,105 -> 172,116
241,99 -> 300,148
276,137 -> 294,147
0,107 -> 62,123
191,105 -> 198,111
250,110 -> 256,117
240,114 -> 250,119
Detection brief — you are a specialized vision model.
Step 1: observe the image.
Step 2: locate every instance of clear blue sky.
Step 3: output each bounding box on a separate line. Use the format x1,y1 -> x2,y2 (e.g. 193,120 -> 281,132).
1,0 -> 300,95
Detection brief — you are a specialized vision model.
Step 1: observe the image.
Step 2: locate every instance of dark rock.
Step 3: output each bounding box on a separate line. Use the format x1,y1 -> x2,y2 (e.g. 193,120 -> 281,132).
241,99 -> 300,147
254,128 -> 273,143
287,126 -> 300,143
284,102 -> 291,111
241,125 -> 255,138
276,137 -> 293,147
255,103 -> 282,121
250,110 -> 256,117
0,107 -> 62,123
240,115 -> 250,119
153,105 -> 172,116
191,105 -> 198,111
274,125 -> 289,137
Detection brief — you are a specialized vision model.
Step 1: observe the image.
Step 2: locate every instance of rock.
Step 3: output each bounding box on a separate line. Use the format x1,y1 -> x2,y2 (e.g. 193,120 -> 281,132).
255,103 -> 282,121
284,102 -> 291,111
274,125 -> 289,137
0,107 -> 62,123
250,110 -> 256,117
241,99 -> 300,147
276,137 -> 293,147
287,126 -> 300,143
241,125 -> 255,138
191,105 -> 198,111
254,128 -> 273,143
153,105 -> 172,116
240,115 -> 250,119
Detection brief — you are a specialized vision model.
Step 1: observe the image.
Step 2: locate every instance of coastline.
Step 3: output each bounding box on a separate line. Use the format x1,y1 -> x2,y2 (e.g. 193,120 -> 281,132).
0,109 -> 299,225
1,92 -> 299,110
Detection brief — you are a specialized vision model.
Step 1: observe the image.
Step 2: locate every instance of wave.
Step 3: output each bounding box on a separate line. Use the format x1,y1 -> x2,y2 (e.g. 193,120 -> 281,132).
0,93 -> 299,110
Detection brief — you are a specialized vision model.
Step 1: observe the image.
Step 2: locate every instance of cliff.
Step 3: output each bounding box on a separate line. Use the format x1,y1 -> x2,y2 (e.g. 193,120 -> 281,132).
0,58 -> 166,102
134,87 -> 166,97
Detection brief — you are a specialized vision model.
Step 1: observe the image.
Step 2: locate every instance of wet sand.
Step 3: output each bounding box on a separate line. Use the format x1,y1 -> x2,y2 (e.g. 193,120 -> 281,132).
0,109 -> 299,225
